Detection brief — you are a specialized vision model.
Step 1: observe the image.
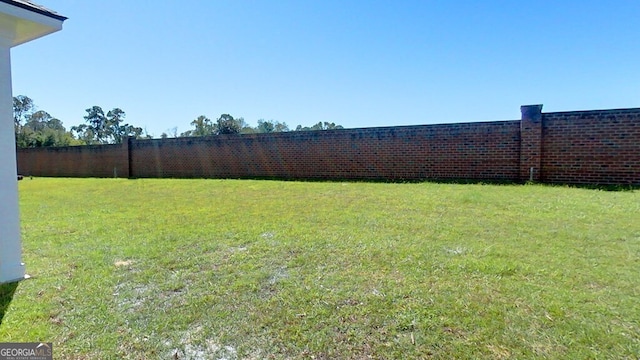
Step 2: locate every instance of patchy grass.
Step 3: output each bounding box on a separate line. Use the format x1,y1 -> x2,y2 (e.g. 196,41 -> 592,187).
1,178 -> 639,359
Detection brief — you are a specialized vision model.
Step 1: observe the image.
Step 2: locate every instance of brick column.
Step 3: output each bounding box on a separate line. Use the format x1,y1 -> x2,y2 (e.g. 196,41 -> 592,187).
119,136 -> 131,178
127,136 -> 133,178
520,104 -> 543,182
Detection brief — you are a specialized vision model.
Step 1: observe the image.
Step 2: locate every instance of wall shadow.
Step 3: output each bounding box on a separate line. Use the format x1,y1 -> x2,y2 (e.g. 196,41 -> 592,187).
289,177 -> 639,191
127,176 -> 639,191
538,182 -> 640,192
0,282 -> 19,326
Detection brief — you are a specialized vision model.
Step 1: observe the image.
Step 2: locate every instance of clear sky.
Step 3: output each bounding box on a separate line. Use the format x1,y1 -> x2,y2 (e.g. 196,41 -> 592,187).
10,0 -> 640,137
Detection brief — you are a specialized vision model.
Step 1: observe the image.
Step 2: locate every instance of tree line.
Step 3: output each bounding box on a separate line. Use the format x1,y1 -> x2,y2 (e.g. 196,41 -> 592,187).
13,95 -> 343,148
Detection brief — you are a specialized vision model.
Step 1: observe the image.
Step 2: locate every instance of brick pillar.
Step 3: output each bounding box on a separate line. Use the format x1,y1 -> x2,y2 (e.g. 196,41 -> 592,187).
520,104 -> 543,182
119,136 -> 131,178
127,136 -> 133,178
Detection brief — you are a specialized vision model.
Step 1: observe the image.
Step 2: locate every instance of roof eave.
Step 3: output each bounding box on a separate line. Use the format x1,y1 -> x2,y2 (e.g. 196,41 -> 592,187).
0,0 -> 66,22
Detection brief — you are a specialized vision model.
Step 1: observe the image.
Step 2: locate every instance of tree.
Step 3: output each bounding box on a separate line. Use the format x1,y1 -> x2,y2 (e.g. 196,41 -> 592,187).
162,127 -> 179,138
236,117 -> 256,134
215,114 -> 241,135
181,115 -> 213,137
274,122 -> 290,132
14,95 -> 34,145
194,115 -> 215,136
257,119 -> 275,133
72,106 -> 142,144
74,106 -> 107,144
240,127 -> 256,134
295,121 -> 344,131
13,96 -> 78,148
180,114 -> 290,137
141,127 -> 154,140
13,95 -> 34,130
70,123 -> 97,145
107,108 -> 142,143
24,110 -> 53,132
256,119 -> 289,133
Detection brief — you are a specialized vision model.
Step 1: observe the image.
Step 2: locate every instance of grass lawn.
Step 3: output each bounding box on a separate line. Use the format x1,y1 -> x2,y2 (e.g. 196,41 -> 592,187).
1,178 -> 639,359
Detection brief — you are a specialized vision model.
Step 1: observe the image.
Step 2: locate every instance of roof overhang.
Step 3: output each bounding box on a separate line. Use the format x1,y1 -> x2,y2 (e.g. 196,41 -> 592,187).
0,0 -> 66,47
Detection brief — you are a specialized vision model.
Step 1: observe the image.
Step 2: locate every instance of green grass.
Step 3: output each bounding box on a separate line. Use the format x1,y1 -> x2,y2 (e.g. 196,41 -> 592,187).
1,178 -> 639,359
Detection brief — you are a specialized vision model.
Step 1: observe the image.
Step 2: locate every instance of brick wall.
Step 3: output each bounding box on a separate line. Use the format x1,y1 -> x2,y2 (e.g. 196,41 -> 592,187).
15,105 -> 640,185
129,121 -> 521,180
541,108 -> 640,184
17,142 -> 128,178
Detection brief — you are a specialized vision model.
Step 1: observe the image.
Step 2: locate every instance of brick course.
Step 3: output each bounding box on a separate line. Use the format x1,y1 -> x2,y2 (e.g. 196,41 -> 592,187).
16,105 -> 640,185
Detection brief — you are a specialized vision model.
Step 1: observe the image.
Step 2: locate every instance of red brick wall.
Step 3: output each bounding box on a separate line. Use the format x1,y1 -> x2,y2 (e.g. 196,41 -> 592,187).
541,108 -> 640,184
129,121 -> 521,181
15,105 -> 640,185
17,142 -> 128,178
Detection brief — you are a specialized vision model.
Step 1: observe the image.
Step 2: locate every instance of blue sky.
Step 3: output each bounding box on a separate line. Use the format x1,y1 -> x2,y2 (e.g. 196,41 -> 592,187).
11,0 -> 640,137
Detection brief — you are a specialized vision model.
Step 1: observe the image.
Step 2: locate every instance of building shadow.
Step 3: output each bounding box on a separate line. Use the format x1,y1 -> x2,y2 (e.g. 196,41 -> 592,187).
0,282 -> 19,326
